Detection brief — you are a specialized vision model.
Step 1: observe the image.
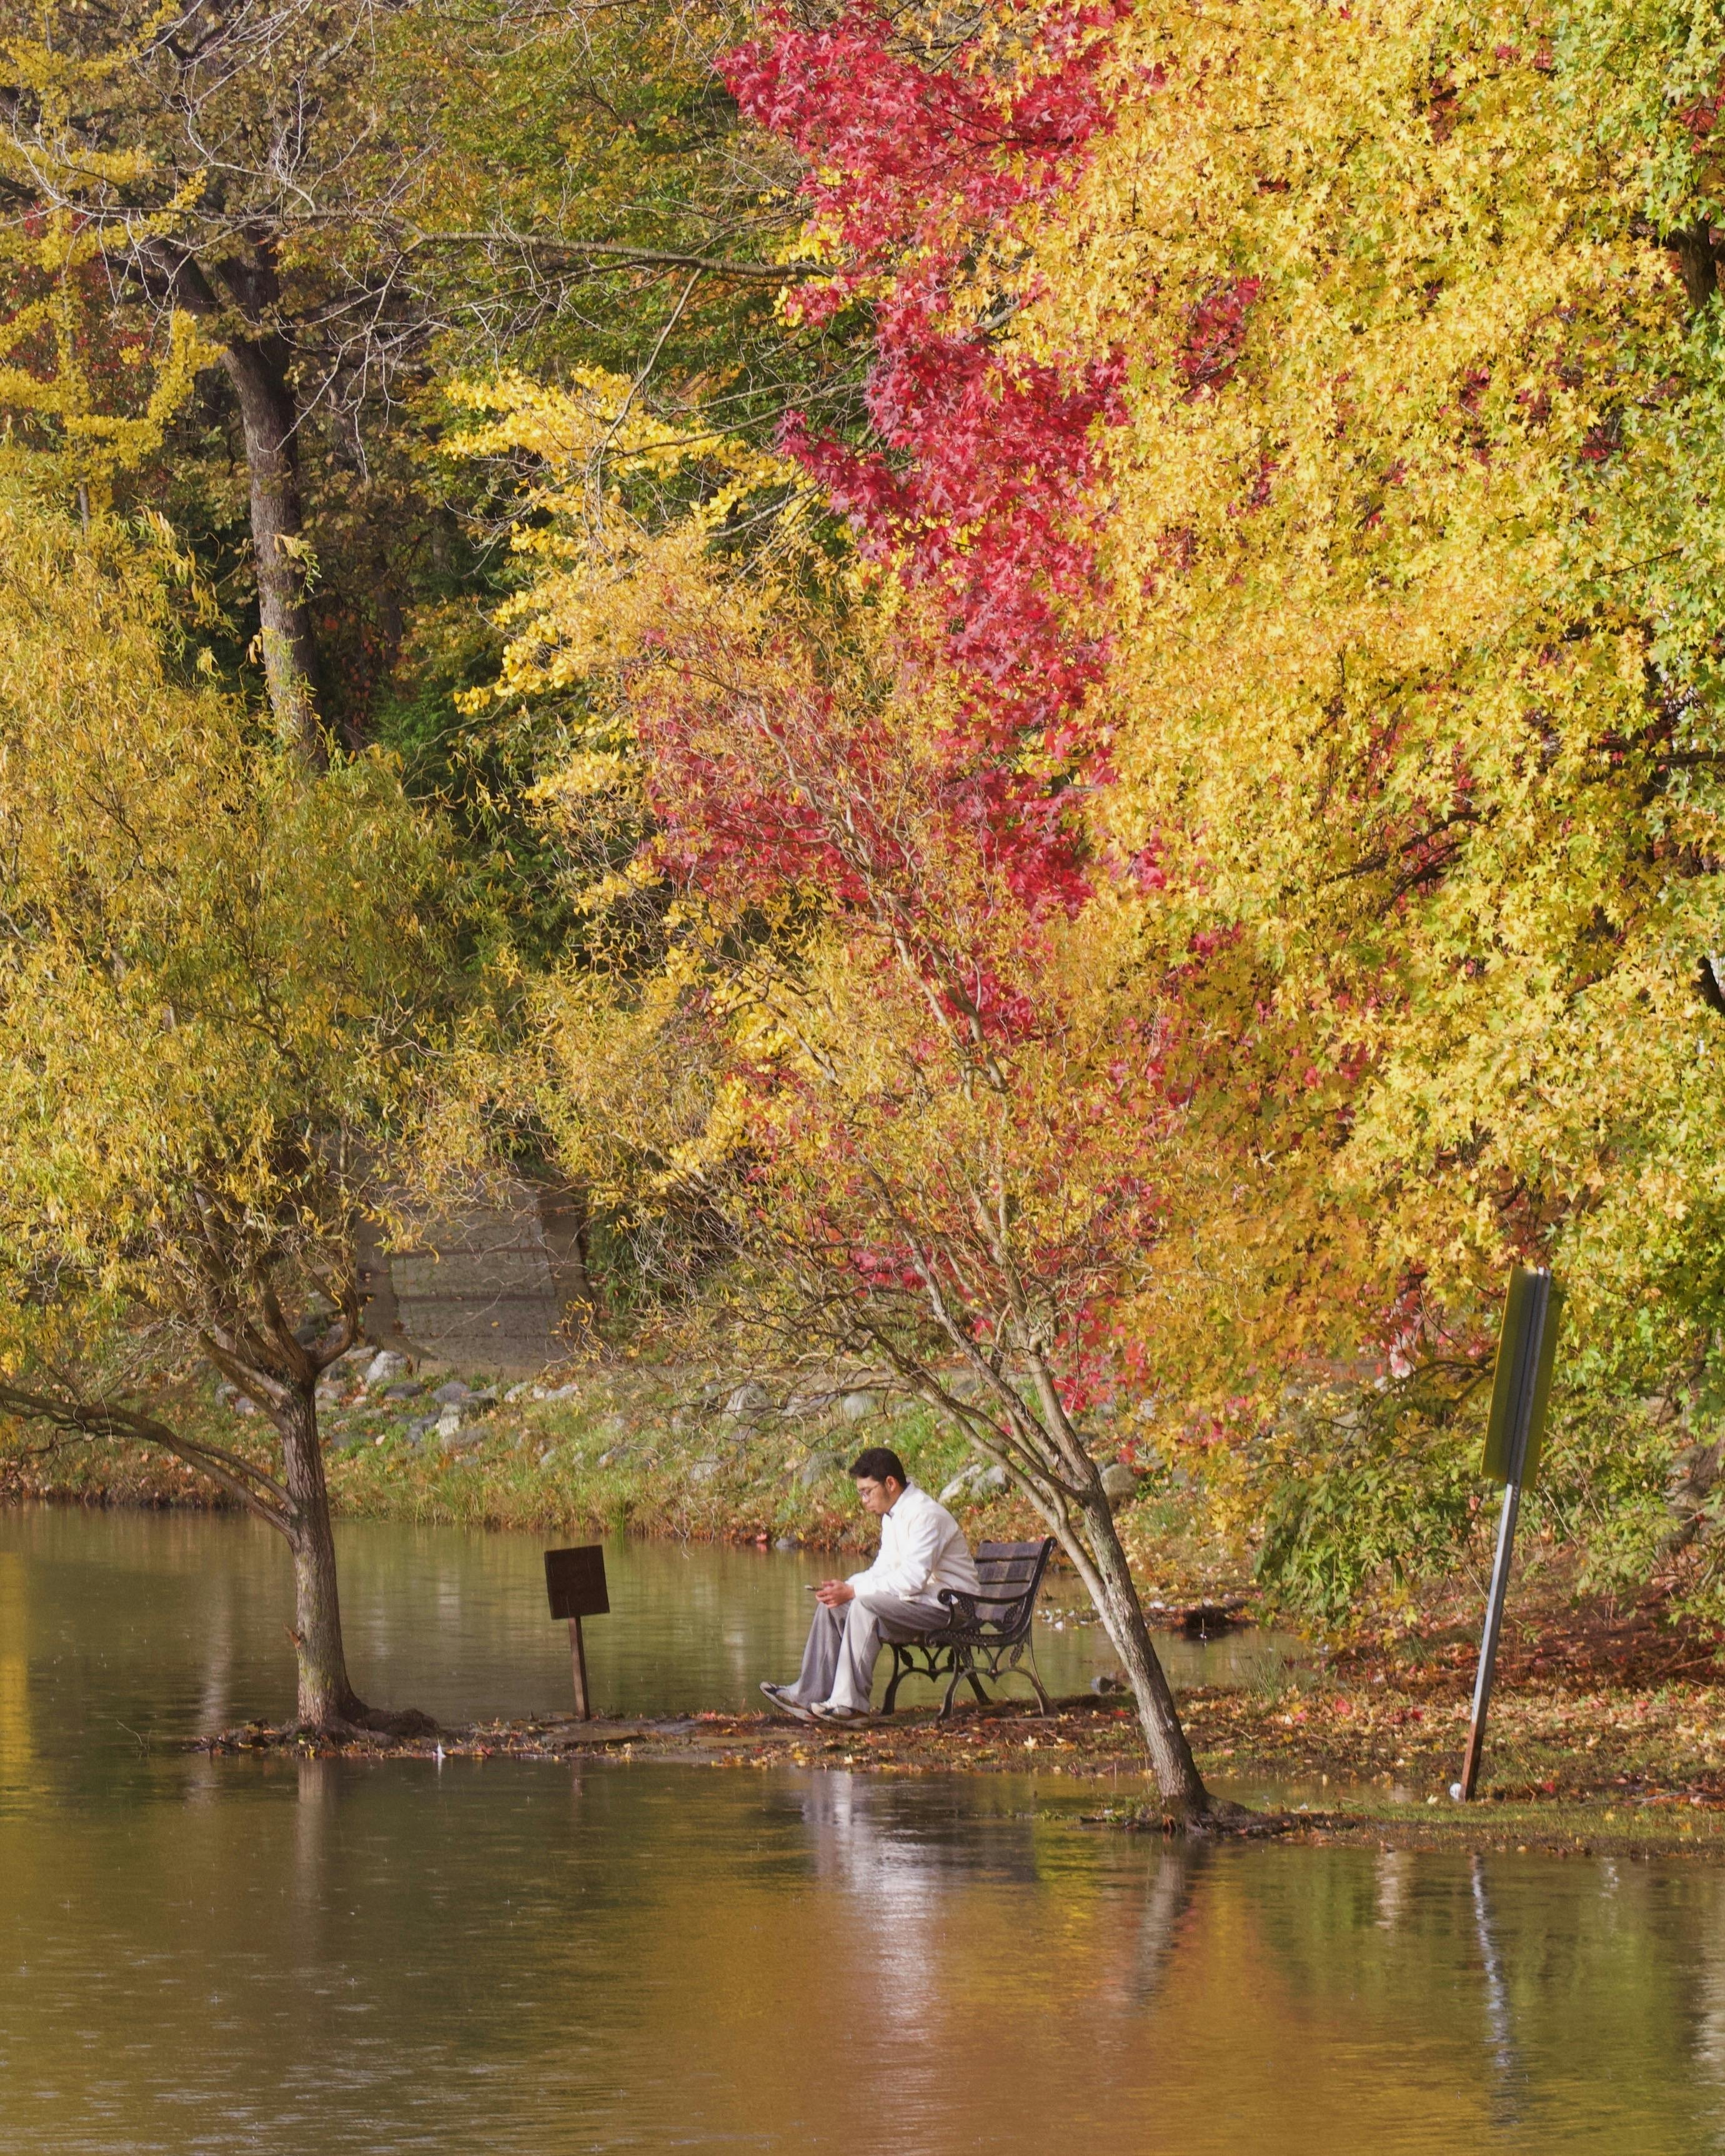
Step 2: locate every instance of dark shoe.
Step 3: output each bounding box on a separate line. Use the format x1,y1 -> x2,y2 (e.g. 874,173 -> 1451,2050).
760,1682 -> 817,1724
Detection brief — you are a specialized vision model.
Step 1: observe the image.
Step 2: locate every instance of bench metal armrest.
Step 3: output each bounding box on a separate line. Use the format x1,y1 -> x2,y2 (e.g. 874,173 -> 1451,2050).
936,1587 -> 979,1631
936,1586 -> 1032,1644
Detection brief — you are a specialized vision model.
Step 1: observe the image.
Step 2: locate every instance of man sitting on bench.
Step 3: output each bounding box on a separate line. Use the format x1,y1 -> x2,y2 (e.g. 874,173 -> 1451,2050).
762,1446 -> 981,1725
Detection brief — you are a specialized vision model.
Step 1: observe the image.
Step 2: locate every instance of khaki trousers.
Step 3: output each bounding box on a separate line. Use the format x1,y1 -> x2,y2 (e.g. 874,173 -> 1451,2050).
791,1591 -> 950,1712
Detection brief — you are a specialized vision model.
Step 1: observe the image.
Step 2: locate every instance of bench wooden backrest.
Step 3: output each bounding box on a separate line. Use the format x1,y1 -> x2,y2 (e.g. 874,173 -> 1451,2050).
968,1538 -> 1056,1612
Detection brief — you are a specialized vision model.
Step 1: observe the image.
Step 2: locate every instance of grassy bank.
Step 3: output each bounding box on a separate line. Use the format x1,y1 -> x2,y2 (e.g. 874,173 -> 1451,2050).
0,1354 -> 1240,1598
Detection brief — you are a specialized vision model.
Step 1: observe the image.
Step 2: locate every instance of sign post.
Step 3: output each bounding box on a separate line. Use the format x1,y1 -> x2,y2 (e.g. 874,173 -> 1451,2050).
1453,1268 -> 1563,1802
544,1545 -> 610,1722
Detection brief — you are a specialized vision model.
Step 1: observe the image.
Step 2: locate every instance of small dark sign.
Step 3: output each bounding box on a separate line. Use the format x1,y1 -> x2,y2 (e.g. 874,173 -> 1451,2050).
545,1544 -> 609,1622
1481,1267 -> 1564,1491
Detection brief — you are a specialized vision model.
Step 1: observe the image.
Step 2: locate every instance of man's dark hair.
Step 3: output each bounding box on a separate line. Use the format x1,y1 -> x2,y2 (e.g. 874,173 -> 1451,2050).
850,1447 -> 908,1487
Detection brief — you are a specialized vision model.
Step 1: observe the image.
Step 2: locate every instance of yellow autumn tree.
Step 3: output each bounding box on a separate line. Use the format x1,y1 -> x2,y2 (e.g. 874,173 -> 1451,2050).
997,0 -> 1723,1393
0,484 -> 473,1729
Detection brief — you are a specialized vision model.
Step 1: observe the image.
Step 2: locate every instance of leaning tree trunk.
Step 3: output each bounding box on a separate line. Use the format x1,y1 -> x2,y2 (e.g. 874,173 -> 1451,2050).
1076,1486 -> 1211,1818
222,335 -> 325,766
994,1353 -> 1211,1816
276,1381 -> 367,1729
901,1350 -> 1213,1814
147,247 -> 324,762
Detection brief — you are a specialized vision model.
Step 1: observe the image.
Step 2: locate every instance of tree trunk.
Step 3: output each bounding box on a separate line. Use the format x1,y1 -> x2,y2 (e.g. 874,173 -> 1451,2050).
1076,1487 -> 1210,1818
354,1214 -> 410,1354
276,1383 -> 366,1729
901,1354 -> 1213,1815
144,247 -> 324,762
540,1182 -> 601,1334
221,335 -> 325,766
1669,221 -> 1723,315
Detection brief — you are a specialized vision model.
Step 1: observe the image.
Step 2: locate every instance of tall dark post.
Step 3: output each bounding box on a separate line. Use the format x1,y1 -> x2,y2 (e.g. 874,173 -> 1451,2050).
1455,1268 -> 1563,1802
568,1616 -> 591,1721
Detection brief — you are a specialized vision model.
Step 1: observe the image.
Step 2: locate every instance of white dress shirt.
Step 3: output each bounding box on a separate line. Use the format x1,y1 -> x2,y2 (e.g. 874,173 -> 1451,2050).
846,1483 -> 980,1602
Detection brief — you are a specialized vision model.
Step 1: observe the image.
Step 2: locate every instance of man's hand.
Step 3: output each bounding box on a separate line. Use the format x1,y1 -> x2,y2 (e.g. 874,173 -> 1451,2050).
814,1579 -> 855,1607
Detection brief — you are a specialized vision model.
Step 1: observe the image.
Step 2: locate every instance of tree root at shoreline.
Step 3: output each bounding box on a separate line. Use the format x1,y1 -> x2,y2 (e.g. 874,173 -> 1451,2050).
299,1705 -> 442,1742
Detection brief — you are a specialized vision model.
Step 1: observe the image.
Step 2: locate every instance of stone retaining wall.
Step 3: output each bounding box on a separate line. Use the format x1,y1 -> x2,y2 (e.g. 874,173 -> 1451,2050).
356,1181 -> 593,1375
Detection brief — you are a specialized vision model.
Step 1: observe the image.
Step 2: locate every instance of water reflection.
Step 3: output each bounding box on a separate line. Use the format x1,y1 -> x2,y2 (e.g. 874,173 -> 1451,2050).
1128,1844 -> 1208,2007
1470,1855 -> 1524,2122
0,1549 -> 30,1788
795,1776 -> 962,2047
1376,1846 -> 1408,1929
1,1776 -> 1719,2154
1694,1873 -> 1725,2102
4,1511 -> 1725,2153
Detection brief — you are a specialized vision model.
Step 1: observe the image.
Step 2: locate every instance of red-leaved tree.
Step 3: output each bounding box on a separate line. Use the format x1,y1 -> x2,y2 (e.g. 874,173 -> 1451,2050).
722,0 -> 1129,910
572,1 -> 1220,1812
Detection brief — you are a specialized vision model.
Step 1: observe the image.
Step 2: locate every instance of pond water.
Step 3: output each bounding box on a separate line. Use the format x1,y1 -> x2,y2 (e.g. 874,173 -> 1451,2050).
4,1508 -> 1725,2154
0,1506 -> 1293,1742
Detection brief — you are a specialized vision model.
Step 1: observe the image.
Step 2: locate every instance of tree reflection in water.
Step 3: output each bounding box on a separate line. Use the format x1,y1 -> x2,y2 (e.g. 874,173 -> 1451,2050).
3,1510 -> 1725,2154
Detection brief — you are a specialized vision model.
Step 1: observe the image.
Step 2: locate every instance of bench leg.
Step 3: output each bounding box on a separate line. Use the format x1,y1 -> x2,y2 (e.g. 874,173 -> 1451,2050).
1005,1641 -> 1052,1716
882,1649 -> 908,1716
939,1654 -> 988,1719
940,1659 -> 977,1718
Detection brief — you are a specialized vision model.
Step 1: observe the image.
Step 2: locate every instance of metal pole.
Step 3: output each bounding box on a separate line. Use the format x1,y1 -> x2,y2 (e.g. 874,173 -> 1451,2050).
569,1614 -> 590,1721
1457,1470 -> 1524,1800
1454,1268 -> 1552,1801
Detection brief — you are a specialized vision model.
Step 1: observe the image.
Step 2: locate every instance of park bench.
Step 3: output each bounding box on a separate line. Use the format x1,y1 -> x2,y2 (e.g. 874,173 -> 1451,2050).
881,1537 -> 1058,1719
